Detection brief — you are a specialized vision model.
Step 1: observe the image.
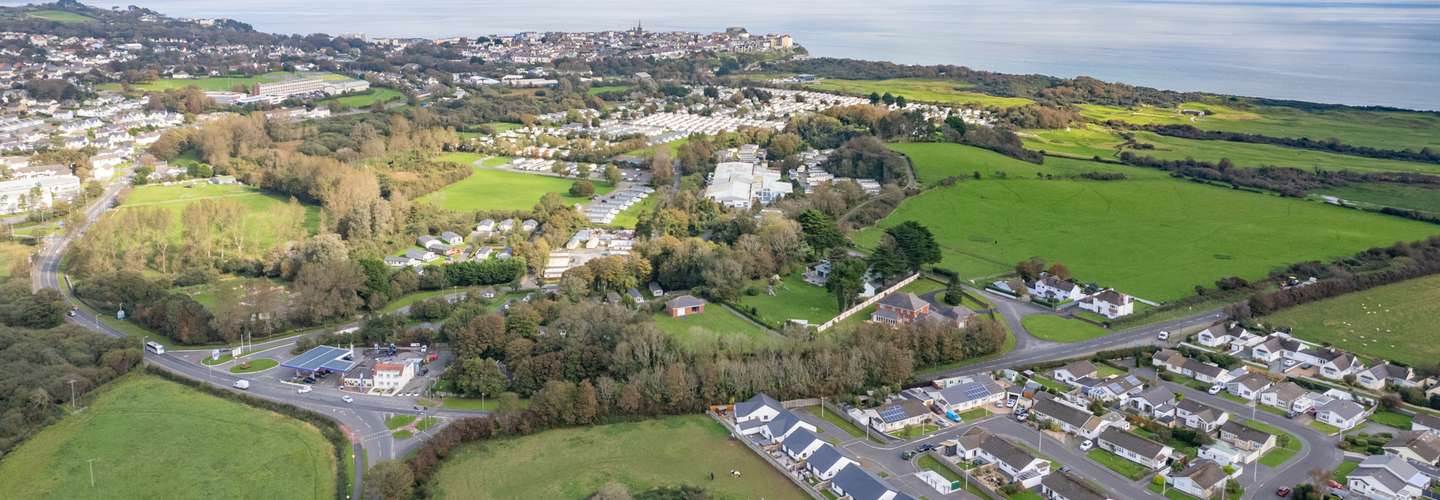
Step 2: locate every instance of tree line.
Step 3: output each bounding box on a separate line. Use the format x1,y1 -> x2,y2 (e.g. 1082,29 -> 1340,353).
1116,151 -> 1440,199
1128,123 -> 1440,164
1227,236 -> 1440,319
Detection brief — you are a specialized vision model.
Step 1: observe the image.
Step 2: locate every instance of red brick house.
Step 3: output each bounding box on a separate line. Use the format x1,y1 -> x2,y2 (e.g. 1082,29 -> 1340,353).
665,295 -> 706,317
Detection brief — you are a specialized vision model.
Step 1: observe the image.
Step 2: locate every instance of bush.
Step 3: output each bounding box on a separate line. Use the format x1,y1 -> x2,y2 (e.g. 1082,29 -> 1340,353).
569,180 -> 596,197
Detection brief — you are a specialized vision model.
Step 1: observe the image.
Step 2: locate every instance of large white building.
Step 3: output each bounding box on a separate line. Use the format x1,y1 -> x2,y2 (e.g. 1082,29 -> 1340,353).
704,161 -> 792,209
0,175 -> 81,214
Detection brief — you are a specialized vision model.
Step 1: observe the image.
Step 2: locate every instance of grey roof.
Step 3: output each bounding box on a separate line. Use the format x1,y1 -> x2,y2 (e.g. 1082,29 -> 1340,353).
831,463 -> 911,500
1033,393 -> 1097,429
440,231 -> 462,240
1354,454 -> 1425,494
735,393 -> 782,419
1182,358 -> 1224,379
1058,360 -> 1097,378
1370,363 -> 1412,381
980,433 -> 1042,472
1219,421 -> 1273,446
404,249 -> 430,260
875,399 -> 929,423
1175,459 -> 1227,489
765,410 -> 805,438
281,345 -> 357,373
1177,398 -> 1224,423
1265,382 -> 1308,403
1099,428 -> 1168,459
1387,431 -> 1440,463
1415,413 -> 1440,430
1042,472 -> 1110,500
665,294 -> 706,310
1134,386 -> 1175,407
807,443 -> 848,471
1318,399 -> 1366,421
1231,372 -> 1271,391
878,292 -> 929,312
782,427 -> 823,453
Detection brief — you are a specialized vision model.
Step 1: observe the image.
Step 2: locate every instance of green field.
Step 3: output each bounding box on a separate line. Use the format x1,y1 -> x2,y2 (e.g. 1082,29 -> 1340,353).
737,273 -> 840,327
429,415 -> 806,500
0,375 -> 336,500
27,9 -> 92,23
805,78 -> 1033,108
121,183 -> 321,256
319,87 -> 404,107
587,85 -> 634,96
854,168 -> 1438,301
103,71 -> 349,93
417,167 -> 613,212
1022,315 -> 1109,342
1078,103 -> 1440,152
1369,410 -> 1413,429
435,152 -> 512,168
1022,126 -> 1440,174
1319,183 -> 1440,214
1262,274 -> 1440,367
652,307 -> 775,349
889,142 -> 1166,185
0,242 -> 33,279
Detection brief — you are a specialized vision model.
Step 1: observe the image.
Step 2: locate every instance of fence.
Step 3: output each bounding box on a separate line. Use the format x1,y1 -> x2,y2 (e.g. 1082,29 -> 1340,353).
816,273 -> 921,332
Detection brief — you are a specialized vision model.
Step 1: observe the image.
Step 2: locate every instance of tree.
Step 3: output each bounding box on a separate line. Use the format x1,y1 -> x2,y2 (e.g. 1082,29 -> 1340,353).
826,257 -> 868,310
701,254 -> 746,302
882,221 -> 941,273
575,379 -> 599,424
570,180 -> 596,197
292,259 -> 366,324
867,92 -> 881,104
1047,263 -> 1071,281
604,164 -> 621,185
798,209 -> 846,255
362,460 -> 413,500
1015,257 -> 1046,281
943,276 -> 964,306
448,357 -> 507,397
650,147 -> 674,187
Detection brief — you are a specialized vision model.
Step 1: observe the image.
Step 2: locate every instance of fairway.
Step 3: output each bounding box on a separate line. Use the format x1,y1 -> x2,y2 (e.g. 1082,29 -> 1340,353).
430,414 -> 806,500
1262,273 -> 1440,367
121,183 -> 320,256
418,167 -> 613,212
652,307 -> 775,349
1022,315 -> 1109,343
0,375 -> 336,500
806,78 -> 1033,108
1078,103 -> 1440,151
737,272 -> 840,327
854,175 -> 1438,301
890,142 -> 1166,185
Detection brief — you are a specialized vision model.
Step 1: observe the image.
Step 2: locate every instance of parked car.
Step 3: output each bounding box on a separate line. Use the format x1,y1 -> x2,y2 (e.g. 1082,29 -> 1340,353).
1157,331 -> 1170,341
917,444 -> 936,453
1209,384 -> 1224,395
296,385 -> 312,394
232,380 -> 250,390
341,395 -> 354,403
1015,413 -> 1029,422
1286,410 -> 1299,419
1080,439 -> 1093,451
1284,359 -> 1298,367
1326,480 -> 1342,490
1275,487 -> 1291,497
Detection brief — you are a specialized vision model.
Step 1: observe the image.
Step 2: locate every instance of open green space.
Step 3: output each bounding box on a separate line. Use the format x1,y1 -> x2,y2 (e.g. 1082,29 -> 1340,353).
9,220 -> 62,239
1086,448 -> 1151,480
0,375 -> 336,500
1319,183 -> 1440,216
803,406 -> 867,439
434,152 -> 512,168
1262,273 -> 1440,367
201,353 -> 233,366
854,172 -> 1438,301
429,414 -> 806,500
1310,421 -> 1342,435
102,71 -> 349,93
1369,410 -> 1414,429
1029,375 -> 1069,393
957,408 -> 991,421
393,430 -> 414,440
1147,481 -> 1202,500
609,195 -> 657,229
386,414 -> 417,430
120,183 -> 321,256
1021,315 -> 1109,343
1078,102 -> 1440,152
417,167 -> 613,212
652,306 -> 775,350
1332,460 -> 1360,482
319,87 -> 404,107
737,272 -> 839,327
229,358 -> 278,373
1095,363 -> 1127,378
889,142 -> 1165,185
587,85 -> 634,96
0,242 -> 33,279
27,9 -> 93,23
416,417 -> 440,432
805,78 -> 1033,108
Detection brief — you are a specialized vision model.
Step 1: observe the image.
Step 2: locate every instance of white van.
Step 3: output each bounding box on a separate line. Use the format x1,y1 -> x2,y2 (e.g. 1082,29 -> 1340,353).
232,380 -> 250,390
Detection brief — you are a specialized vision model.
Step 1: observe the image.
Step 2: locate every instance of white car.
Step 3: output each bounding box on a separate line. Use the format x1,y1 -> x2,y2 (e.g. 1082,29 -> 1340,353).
1080,439 -> 1093,451
341,395 -> 354,403
1208,385 -> 1224,395
297,385 -> 312,394
1284,359 -> 1298,367
1157,331 -> 1170,341
232,379 -> 250,390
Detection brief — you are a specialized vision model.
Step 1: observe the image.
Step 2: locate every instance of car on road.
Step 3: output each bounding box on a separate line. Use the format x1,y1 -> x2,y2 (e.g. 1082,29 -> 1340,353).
341,395 -> 354,403
1157,331 -> 1170,341
1209,384 -> 1224,395
232,380 -> 250,390
900,450 -> 917,460
1275,487 -> 1291,497
1080,439 -> 1093,451
67,308 -> 77,317
916,443 -> 936,453
296,385 -> 312,394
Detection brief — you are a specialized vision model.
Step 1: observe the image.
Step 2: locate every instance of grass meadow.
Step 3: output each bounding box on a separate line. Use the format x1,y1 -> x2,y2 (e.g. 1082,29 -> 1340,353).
429,415 -> 805,500
889,142 -> 1166,185
652,307 -> 776,350
0,242 -> 33,279
102,71 -> 350,93
1318,183 -> 1440,214
318,87 -> 405,107
0,375 -> 336,500
121,183 -> 320,256
1261,273 -> 1440,367
417,167 -> 613,212
854,168 -> 1438,301
1022,315 -> 1110,342
1078,103 -> 1440,151
806,78 -> 1033,108
737,273 -> 841,327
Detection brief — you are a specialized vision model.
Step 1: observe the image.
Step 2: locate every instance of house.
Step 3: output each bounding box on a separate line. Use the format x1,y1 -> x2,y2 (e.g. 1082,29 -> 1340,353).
1385,431 -> 1440,465
806,444 -> 855,481
926,376 -> 1006,413
738,408 -> 815,444
1175,398 -> 1229,434
1348,454 -> 1428,500
1260,382 -> 1321,414
1359,363 -> 1420,391
383,255 -> 417,267
625,288 -> 646,304
372,359 -> 418,394
869,399 -> 931,433
1151,349 -> 1231,384
497,219 -> 516,232
1217,421 -> 1276,462
664,295 -> 706,317
1226,372 -> 1273,401
1053,360 -> 1098,385
1414,414 -> 1440,435
475,219 -> 495,233
440,231 -> 463,245
1032,393 -> 1113,439
1097,428 -> 1173,469
734,393 -> 783,424
1125,385 -> 1177,417
1075,374 -> 1144,402
870,292 -> 930,325
953,427 -> 1051,488
404,249 -> 438,263
1315,399 -> 1368,431
1076,289 -> 1133,319
1030,276 -> 1083,302
1040,471 -> 1111,500
781,427 -> 828,461
1313,350 -> 1363,381
829,463 -> 913,500
1196,323 -> 1247,348
1250,335 -> 1303,363
1166,460 -> 1230,499
520,219 -> 539,232
417,235 -> 445,251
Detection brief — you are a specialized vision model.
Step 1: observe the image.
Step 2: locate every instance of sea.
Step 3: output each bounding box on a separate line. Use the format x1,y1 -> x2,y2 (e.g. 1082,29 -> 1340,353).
16,0 -> 1440,110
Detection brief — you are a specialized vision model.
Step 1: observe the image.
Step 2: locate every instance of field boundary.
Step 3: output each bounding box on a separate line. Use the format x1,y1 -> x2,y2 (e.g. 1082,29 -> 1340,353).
817,272 -> 919,332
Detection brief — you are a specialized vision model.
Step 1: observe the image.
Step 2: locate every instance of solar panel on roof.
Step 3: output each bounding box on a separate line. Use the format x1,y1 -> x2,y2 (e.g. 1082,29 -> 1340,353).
878,405 -> 908,423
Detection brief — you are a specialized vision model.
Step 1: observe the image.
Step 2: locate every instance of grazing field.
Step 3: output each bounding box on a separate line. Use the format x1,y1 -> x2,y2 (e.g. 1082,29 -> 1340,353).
805,78 -> 1033,108
27,9 -> 93,22
1022,127 -> 1440,174
1022,315 -> 1109,343
318,87 -> 405,107
0,242 -> 33,279
417,167 -> 613,212
737,273 -> 840,327
1078,103 -> 1440,151
120,183 -> 320,256
652,307 -> 775,349
429,414 -> 806,500
854,175 -> 1438,301
102,71 -> 350,93
0,375 -> 336,500
889,142 -> 1165,185
1261,274 -> 1440,367
1318,183 -> 1440,214
587,85 -> 634,96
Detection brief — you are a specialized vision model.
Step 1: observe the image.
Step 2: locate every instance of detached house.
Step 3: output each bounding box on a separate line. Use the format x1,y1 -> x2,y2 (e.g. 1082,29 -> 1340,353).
1217,421 -> 1277,463
830,463 -> 914,500
440,231 -> 464,245
781,428 -> 827,461
1074,374 -> 1144,402
1166,460 -> 1231,499
1175,399 -> 1229,434
1077,289 -> 1133,319
1226,372 -> 1273,401
926,376 -> 1006,413
1260,382 -> 1321,414
1196,323 -> 1247,348
1413,413 -> 1440,435
1251,335 -> 1303,363
664,295 -> 706,317
735,393 -> 783,425
1153,349 -> 1233,384
1125,385 -> 1177,417
1032,393 -> 1117,439
1315,399 -> 1368,431
733,393 -> 817,444
954,427 -> 1052,488
1053,360 -> 1098,385
1359,363 -> 1420,391
806,444 -> 855,481
869,399 -> 932,433
1309,349 -> 1363,381
1030,276 -> 1083,302
1348,454 -> 1428,500
417,235 -> 443,250
1385,431 -> 1440,465
1097,428 -> 1173,470
1041,471 -> 1112,500
870,292 -> 930,325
